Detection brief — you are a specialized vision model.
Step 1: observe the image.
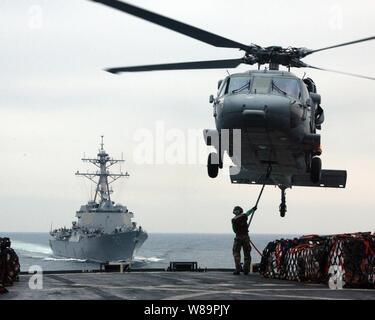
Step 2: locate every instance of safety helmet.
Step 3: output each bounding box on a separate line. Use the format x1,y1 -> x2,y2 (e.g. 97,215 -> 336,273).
233,206 -> 243,215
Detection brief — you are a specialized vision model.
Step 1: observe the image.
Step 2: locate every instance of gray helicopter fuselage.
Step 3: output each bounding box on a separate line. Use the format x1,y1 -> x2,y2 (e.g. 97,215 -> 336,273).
87,0 -> 350,216
210,69 -> 319,186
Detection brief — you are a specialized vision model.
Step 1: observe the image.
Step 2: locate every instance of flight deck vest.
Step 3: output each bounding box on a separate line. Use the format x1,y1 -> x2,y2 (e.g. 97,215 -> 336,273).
232,214 -> 249,236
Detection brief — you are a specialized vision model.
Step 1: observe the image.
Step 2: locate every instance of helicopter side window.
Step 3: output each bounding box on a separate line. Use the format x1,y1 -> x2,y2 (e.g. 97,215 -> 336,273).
271,78 -> 301,100
226,76 -> 251,94
300,80 -> 309,101
217,78 -> 228,97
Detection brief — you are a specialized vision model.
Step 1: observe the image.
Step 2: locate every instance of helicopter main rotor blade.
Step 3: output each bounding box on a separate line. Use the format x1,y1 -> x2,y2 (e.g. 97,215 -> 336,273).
306,36 -> 375,55
106,58 -> 244,74
90,0 -> 251,51
304,64 -> 375,81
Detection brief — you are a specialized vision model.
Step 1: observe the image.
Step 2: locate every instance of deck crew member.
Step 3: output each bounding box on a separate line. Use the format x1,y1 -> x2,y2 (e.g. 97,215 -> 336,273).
232,206 -> 257,275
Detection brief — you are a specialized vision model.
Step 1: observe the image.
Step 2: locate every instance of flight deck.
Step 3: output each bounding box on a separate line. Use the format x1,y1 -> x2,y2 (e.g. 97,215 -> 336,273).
4,270 -> 375,300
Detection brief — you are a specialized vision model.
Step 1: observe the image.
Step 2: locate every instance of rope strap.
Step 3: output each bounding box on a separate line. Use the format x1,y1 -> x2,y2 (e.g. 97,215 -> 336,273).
248,164 -> 272,228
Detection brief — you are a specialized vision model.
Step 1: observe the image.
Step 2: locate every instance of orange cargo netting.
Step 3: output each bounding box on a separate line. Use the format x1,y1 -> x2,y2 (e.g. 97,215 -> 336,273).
259,232 -> 375,288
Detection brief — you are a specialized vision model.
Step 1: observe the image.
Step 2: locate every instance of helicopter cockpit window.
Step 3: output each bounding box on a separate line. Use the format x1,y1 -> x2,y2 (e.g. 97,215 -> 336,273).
271,78 -> 301,100
226,76 -> 251,94
250,76 -> 271,94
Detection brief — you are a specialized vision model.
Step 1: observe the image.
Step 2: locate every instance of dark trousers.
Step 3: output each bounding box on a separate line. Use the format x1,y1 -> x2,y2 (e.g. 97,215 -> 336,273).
233,234 -> 252,273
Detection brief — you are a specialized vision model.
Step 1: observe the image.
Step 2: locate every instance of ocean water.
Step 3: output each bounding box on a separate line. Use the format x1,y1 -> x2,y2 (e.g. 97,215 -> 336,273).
0,232 -> 296,272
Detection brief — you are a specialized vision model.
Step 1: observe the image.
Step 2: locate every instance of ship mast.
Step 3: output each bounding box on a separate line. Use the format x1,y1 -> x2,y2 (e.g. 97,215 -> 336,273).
75,136 -> 129,204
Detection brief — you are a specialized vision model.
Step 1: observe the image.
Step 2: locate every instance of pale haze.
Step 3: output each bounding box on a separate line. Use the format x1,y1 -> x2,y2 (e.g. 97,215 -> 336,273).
1,0 -> 375,234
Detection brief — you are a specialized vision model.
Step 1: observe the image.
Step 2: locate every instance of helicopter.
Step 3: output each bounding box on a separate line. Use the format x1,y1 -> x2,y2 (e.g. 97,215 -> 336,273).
89,0 -> 375,217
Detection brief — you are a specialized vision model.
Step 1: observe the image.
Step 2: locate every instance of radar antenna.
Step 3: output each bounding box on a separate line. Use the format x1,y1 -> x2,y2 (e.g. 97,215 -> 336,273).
75,136 -> 129,204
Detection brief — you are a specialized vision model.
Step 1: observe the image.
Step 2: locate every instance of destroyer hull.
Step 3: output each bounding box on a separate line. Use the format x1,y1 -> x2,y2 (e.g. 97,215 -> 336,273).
49,230 -> 148,262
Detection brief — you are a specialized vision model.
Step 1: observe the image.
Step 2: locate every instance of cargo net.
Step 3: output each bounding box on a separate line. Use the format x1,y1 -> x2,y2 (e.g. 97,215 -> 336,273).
259,232 -> 375,288
0,238 -> 20,294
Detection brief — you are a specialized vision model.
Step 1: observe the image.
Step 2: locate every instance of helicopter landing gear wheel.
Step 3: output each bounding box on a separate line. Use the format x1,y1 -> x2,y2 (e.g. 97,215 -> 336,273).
207,152 -> 220,178
310,156 -> 322,183
279,186 -> 287,217
279,204 -> 286,218
219,155 -> 223,169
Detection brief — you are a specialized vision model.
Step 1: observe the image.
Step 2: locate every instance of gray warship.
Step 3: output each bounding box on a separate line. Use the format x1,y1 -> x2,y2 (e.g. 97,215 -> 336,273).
49,137 -> 148,262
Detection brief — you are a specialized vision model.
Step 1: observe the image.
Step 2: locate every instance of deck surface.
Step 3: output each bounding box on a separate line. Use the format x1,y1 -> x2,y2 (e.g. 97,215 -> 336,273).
3,271 -> 375,300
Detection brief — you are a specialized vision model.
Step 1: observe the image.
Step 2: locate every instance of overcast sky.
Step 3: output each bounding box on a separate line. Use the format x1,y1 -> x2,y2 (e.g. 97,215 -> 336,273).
1,0 -> 375,234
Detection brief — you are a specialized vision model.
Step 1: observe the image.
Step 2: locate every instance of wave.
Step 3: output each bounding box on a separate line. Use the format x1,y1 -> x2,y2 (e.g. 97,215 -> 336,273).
11,241 -> 52,255
134,256 -> 164,263
23,254 -> 87,263
25,255 -> 46,259
12,241 -> 163,264
43,257 -> 87,262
